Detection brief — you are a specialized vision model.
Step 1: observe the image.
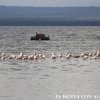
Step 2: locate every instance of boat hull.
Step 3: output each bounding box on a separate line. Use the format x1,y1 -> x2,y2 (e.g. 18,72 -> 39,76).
31,37 -> 50,40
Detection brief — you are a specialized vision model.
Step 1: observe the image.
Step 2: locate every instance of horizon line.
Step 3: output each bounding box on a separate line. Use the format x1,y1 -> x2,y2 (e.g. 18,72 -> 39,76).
0,5 -> 100,8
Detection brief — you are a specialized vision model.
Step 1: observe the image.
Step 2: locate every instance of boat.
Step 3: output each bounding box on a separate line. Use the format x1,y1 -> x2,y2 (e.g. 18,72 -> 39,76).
31,33 -> 50,40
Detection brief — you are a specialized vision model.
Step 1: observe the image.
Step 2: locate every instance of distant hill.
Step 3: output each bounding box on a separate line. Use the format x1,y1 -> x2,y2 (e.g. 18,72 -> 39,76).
0,6 -> 100,26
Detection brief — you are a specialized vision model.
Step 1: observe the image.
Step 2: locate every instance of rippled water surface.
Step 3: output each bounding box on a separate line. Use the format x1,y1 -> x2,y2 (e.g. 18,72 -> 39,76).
0,26 -> 100,100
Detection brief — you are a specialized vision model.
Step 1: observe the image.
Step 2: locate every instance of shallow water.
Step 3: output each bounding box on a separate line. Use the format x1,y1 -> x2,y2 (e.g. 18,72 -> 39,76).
0,26 -> 100,100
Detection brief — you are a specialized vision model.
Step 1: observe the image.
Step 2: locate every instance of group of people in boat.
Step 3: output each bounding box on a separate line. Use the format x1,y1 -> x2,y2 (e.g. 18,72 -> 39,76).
0,50 -> 100,61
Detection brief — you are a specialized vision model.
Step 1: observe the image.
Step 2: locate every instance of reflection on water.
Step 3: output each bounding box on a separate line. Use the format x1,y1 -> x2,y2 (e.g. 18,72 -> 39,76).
0,26 -> 100,100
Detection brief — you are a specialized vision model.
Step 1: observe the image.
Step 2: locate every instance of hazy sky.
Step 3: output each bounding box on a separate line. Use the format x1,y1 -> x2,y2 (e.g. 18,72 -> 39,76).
0,0 -> 100,7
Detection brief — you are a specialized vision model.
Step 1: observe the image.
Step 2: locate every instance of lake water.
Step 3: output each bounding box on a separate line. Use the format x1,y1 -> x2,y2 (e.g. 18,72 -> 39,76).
0,26 -> 100,100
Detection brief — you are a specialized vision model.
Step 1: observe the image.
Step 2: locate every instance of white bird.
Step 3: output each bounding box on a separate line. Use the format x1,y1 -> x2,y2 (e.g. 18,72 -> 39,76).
28,55 -> 34,60
1,53 -> 6,57
93,55 -> 97,59
89,53 -> 92,56
22,55 -> 28,60
58,53 -> 63,58
41,54 -> 46,59
65,53 -> 71,59
34,53 -> 39,60
83,55 -> 88,60
51,52 -> 57,59
1,56 -> 5,61
96,50 -> 100,57
81,53 -> 85,57
16,53 -> 23,60
9,54 -> 16,59
38,53 -> 43,59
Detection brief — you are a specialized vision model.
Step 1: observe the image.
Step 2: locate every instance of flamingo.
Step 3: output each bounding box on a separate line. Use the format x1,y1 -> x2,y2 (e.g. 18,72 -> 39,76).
65,53 -> 71,59
16,53 -> 23,60
83,55 -> 88,60
51,52 -> 57,59
58,53 -> 63,58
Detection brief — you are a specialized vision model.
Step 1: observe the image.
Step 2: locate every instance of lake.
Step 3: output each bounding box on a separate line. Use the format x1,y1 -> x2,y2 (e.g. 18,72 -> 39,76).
0,26 -> 100,100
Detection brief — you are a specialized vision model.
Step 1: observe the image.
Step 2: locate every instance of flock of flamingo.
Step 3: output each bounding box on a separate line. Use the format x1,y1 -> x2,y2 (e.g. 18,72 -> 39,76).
0,50 -> 100,61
